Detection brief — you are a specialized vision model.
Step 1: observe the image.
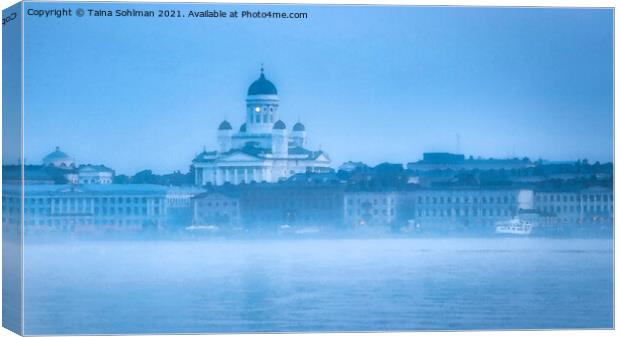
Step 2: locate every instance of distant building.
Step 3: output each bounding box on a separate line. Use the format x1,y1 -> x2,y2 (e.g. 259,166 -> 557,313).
239,180 -> 345,228
533,186 -> 613,224
397,188 -> 534,228
191,175 -> 345,228
166,186 -> 207,229
192,191 -> 241,227
344,191 -> 398,227
77,165 -> 115,184
166,186 -> 207,209
4,184 -> 167,233
42,146 -> 75,169
407,152 -> 535,171
192,68 -> 331,186
30,147 -> 116,185
338,161 -> 369,172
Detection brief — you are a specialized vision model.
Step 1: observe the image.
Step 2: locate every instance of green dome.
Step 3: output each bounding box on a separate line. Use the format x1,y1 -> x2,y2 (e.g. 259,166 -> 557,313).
273,120 -> 286,130
248,70 -> 277,96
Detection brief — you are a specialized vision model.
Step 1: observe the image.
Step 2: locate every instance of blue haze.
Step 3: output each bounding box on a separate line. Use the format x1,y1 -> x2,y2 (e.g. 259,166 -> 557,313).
22,4 -> 613,174
24,239 -> 613,334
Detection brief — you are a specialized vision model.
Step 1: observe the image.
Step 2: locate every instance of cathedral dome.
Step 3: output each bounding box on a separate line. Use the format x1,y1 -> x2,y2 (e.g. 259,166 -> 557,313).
239,123 -> 247,132
293,122 -> 305,132
43,147 -> 71,162
248,68 -> 277,96
42,146 -> 75,168
218,120 -> 232,130
273,120 -> 287,130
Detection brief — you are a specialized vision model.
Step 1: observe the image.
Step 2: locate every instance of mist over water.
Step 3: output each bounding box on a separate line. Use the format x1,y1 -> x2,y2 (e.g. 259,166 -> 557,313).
24,238 -> 612,334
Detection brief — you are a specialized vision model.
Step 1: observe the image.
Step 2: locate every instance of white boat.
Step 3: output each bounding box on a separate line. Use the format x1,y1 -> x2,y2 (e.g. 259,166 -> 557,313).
185,225 -> 219,232
495,218 -> 533,235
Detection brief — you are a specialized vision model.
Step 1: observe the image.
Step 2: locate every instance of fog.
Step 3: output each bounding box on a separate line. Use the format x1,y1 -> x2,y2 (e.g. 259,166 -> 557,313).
23,238 -> 612,334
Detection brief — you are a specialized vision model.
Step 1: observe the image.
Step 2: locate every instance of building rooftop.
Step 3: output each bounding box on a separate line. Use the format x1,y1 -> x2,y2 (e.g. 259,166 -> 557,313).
4,183 -> 168,196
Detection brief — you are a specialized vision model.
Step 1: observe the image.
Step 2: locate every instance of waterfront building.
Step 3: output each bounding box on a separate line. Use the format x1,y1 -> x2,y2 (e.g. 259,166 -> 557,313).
166,186 -> 207,209
344,191 -> 399,227
192,68 -> 331,186
166,186 -> 207,229
3,184 -> 167,233
533,186 -> 613,224
397,188 -> 534,228
239,180 -> 345,228
191,174 -> 345,228
192,191 -> 241,227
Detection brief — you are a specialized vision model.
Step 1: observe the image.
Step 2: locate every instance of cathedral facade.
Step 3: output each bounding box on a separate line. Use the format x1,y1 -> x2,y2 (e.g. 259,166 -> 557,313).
192,68 -> 331,186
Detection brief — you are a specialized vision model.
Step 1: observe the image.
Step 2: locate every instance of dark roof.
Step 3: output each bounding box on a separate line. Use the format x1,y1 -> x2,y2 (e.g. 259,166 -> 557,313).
273,120 -> 286,130
193,144 -> 329,163
292,122 -> 305,131
247,70 -> 278,96
218,120 -> 232,130
288,147 -> 328,160
192,150 -> 218,163
239,123 -> 247,132
78,164 -> 115,173
9,184 -> 168,196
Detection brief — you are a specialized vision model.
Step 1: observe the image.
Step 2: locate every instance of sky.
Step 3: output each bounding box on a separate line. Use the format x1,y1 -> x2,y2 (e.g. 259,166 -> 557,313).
21,3 -> 613,175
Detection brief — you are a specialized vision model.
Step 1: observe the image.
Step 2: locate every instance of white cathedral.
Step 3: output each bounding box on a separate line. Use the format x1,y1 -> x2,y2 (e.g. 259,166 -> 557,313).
192,68 -> 332,186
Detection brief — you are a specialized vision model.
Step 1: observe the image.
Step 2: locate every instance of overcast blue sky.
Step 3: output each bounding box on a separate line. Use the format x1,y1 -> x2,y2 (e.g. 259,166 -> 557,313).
22,3 -> 613,174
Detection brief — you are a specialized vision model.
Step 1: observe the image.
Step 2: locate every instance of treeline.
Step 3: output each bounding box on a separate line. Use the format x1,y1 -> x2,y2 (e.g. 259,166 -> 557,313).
114,169 -> 194,186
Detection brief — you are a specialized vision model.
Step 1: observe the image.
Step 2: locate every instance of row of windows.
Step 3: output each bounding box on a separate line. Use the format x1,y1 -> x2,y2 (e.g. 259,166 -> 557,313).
78,178 -> 112,184
414,195 -> 516,205
253,112 -> 274,123
198,201 -> 237,207
25,219 -> 154,227
19,205 -> 162,216
536,194 -> 613,203
245,200 -> 339,209
347,208 -> 395,217
416,208 -> 514,218
347,198 -> 395,206
197,211 -> 237,218
19,197 -> 163,205
537,204 -> 613,213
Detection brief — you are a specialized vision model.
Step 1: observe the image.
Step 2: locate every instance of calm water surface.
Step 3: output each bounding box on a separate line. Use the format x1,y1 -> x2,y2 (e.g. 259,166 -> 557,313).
23,238 -> 613,334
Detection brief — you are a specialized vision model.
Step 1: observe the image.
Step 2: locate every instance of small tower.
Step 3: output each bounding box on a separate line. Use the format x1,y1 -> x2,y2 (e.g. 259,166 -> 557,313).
272,120 -> 288,156
291,122 -> 307,148
246,66 -> 279,134
217,120 -> 233,153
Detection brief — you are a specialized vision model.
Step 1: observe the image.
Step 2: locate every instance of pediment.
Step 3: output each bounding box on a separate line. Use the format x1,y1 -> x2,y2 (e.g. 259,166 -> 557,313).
315,153 -> 331,163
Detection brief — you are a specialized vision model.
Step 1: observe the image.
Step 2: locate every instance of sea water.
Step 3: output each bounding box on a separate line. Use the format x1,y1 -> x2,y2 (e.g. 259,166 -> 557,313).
23,238 -> 613,334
